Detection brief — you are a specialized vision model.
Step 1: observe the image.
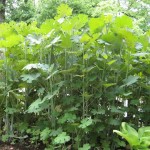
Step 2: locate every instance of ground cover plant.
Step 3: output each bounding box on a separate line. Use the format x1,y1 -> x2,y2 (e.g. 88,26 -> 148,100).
113,122 -> 150,150
0,3 -> 150,150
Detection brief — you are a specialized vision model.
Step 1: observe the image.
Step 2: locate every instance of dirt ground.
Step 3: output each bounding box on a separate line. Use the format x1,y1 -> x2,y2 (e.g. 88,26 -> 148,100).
0,144 -> 22,150
0,143 -> 45,150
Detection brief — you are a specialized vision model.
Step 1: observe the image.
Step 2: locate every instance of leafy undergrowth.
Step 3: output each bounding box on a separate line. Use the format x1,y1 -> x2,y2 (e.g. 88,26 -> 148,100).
0,142 -> 130,150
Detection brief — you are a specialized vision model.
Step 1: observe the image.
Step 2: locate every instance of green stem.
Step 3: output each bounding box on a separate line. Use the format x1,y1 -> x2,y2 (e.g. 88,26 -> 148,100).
82,45 -> 85,118
4,54 -> 9,136
50,47 -> 55,128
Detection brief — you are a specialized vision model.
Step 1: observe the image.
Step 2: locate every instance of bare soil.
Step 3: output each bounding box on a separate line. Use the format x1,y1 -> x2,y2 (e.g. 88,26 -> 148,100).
0,144 -> 23,150
0,143 -> 45,150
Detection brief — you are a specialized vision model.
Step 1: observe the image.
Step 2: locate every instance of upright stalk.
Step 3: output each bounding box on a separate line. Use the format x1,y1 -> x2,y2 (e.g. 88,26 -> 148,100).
82,44 -> 85,118
50,46 -> 55,128
4,54 -> 9,136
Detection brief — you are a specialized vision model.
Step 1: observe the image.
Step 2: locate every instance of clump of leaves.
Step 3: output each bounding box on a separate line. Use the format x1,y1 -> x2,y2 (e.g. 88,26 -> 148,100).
54,132 -> 70,145
113,122 -> 150,150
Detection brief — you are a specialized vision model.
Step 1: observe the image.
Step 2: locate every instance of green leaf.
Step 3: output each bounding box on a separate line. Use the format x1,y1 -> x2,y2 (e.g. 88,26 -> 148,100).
91,109 -> 105,115
113,15 -> 133,28
140,137 -> 150,148
138,127 -> 150,138
109,118 -> 120,126
27,98 -> 44,113
2,135 -> 9,142
101,52 -> 108,59
79,143 -> 91,150
80,34 -> 91,43
37,88 -> 45,96
56,4 -> 72,18
83,53 -> 89,60
110,106 -> 124,114
54,132 -> 70,144
79,118 -> 93,129
61,34 -> 72,48
39,19 -> 55,34
89,17 -> 105,33
46,70 -> 58,80
0,82 -> 5,89
82,92 -> 93,100
50,128 -> 62,137
4,34 -> 24,47
103,83 -> 116,88
113,122 -> 139,147
42,89 -> 60,103
71,14 -> 88,30
40,128 -> 51,141
130,99 -> 139,105
5,107 -> 18,114
107,60 -> 116,65
58,113 -> 76,124
21,73 -> 41,83
123,92 -> 132,96
101,140 -> 110,150
114,138 -> 126,147
123,75 -> 139,86
83,66 -> 95,73
61,20 -> 74,32
23,63 -> 49,71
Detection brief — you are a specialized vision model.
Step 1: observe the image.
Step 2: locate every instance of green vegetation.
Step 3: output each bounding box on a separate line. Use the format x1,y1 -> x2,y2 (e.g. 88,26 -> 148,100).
113,122 -> 150,150
0,1 -> 150,150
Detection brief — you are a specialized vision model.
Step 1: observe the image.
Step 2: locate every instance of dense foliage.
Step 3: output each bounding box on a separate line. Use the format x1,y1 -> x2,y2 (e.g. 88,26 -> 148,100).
92,0 -> 150,31
3,0 -> 150,28
36,0 -> 100,23
3,0 -> 100,23
0,3 -> 150,150
4,0 -> 35,23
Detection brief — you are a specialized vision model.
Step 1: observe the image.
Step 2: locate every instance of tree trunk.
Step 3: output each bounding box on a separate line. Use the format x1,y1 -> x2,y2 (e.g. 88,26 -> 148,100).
0,0 -> 6,22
